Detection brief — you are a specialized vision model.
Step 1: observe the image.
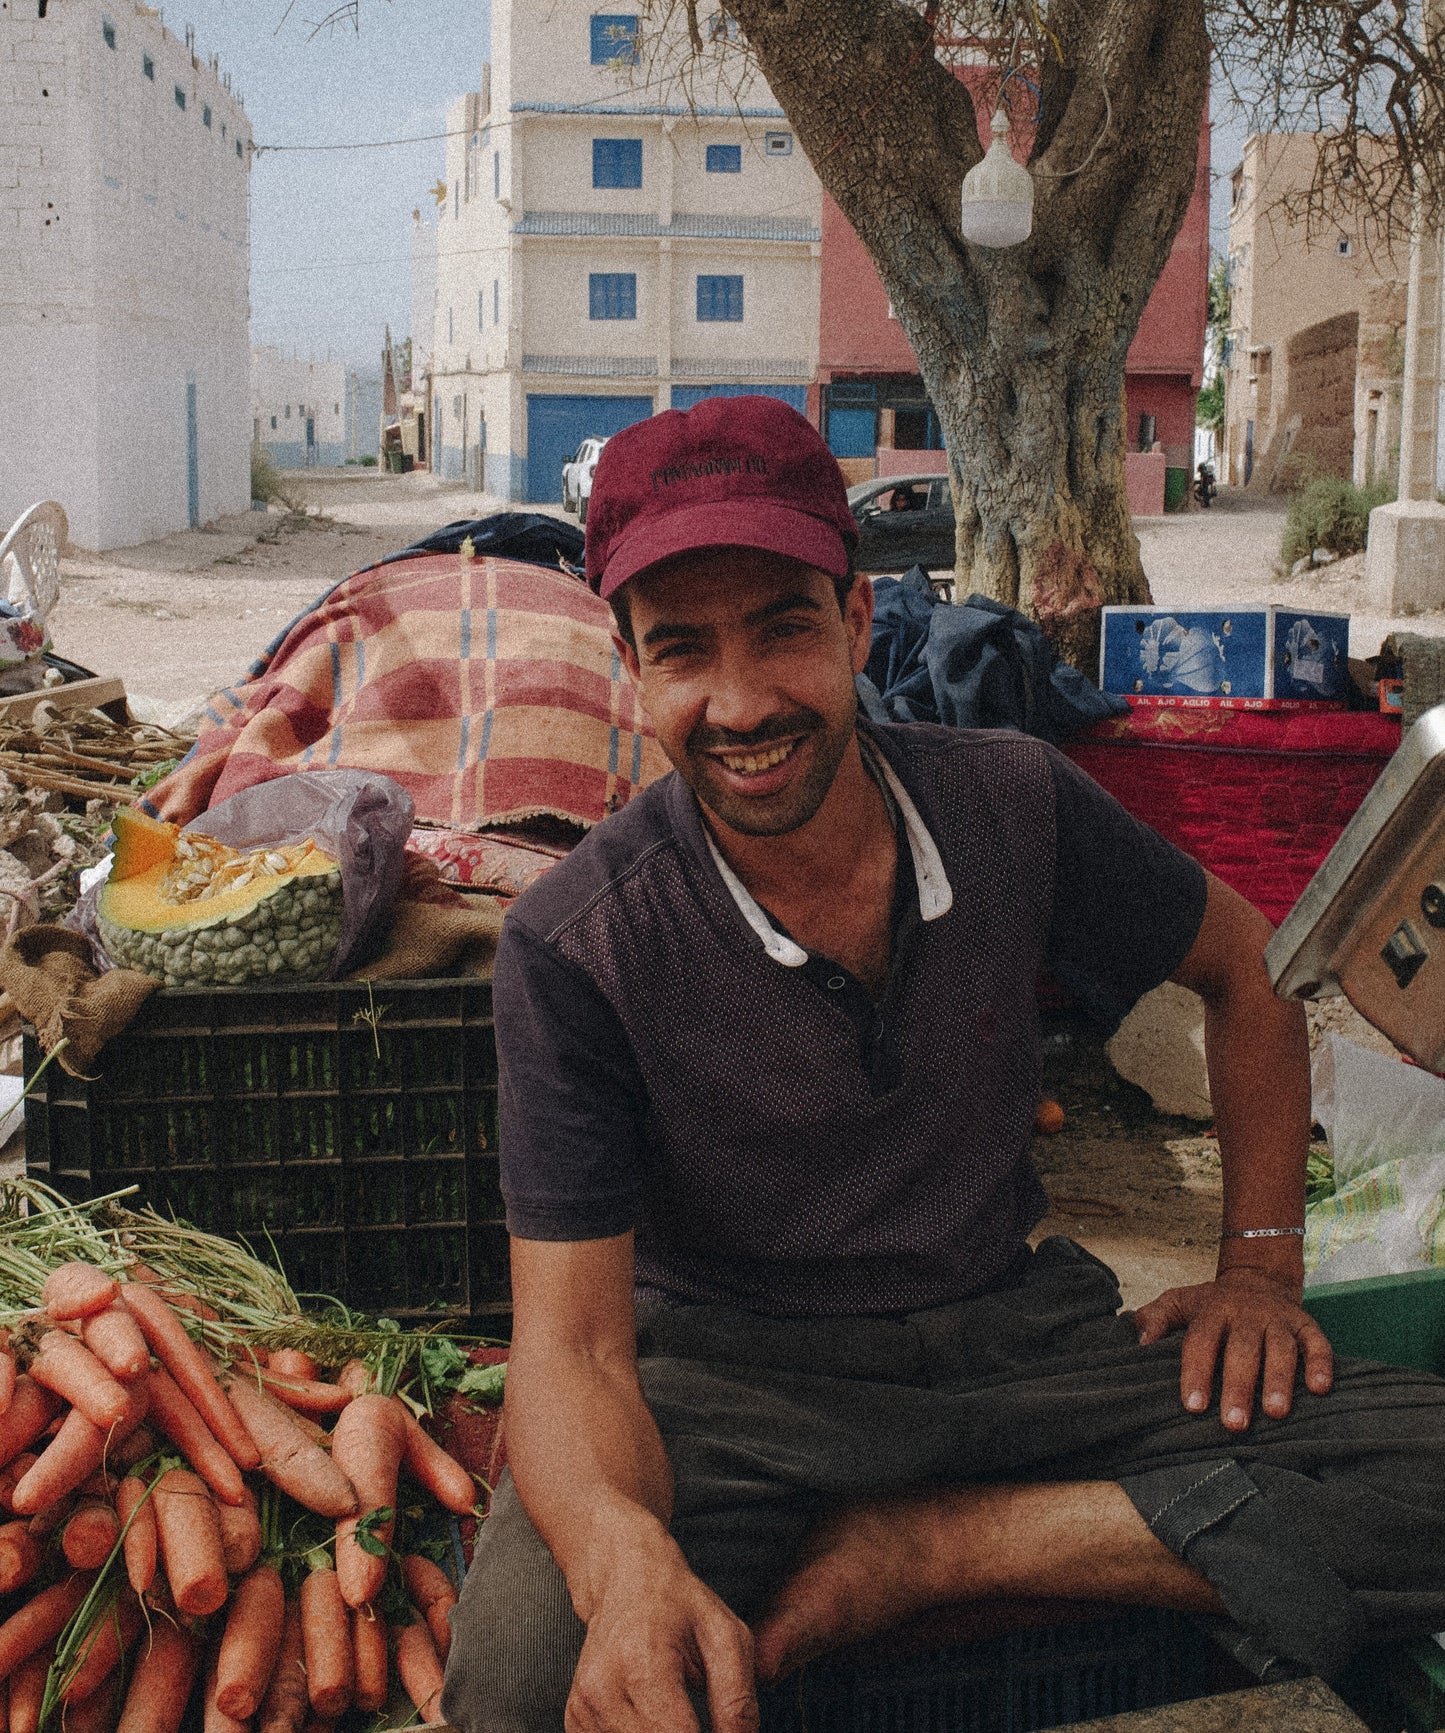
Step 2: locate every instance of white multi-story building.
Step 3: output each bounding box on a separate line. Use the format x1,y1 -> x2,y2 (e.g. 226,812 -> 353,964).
0,1 -> 251,551
251,348 -> 347,469
427,6 -> 821,502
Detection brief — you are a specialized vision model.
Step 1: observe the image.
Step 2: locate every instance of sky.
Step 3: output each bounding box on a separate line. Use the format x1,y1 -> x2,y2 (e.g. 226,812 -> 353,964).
166,0 -> 1243,372
165,0 -> 491,371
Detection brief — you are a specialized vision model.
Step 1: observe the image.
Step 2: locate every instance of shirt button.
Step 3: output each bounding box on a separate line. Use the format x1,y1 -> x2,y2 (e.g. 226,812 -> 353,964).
826,975 -> 846,990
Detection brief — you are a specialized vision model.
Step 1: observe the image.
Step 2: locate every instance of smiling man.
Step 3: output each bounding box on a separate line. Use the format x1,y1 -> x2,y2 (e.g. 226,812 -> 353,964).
441,398 -> 1445,1733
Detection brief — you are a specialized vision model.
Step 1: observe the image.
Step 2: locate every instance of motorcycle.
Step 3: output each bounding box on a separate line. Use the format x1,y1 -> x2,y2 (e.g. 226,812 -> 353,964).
1194,462 -> 1218,509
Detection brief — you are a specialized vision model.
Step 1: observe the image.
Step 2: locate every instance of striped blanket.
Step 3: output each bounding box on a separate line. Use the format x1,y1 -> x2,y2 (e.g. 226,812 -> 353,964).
146,553 -> 668,832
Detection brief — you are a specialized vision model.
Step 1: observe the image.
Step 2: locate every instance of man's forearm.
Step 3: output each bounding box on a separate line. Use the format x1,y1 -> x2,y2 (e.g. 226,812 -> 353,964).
505,1343 -> 680,1621
1202,972 -> 1311,1288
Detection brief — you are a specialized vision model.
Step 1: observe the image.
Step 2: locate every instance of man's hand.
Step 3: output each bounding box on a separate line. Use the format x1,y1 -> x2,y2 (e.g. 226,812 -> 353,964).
1134,1267 -> 1334,1431
567,1536 -> 757,1733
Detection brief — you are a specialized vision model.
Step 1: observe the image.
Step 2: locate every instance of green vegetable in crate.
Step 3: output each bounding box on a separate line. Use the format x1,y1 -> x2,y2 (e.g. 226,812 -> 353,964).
97,810 -> 344,988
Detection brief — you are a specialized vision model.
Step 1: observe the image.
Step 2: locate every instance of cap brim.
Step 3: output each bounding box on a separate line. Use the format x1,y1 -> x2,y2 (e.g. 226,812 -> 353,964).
597,500 -> 854,600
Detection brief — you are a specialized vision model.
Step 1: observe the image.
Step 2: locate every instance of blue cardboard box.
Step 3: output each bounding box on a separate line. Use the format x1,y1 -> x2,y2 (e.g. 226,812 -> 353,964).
1100,606 -> 1352,709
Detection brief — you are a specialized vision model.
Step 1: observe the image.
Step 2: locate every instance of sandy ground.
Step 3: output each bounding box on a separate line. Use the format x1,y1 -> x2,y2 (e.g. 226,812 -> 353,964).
44,473 -> 1417,1304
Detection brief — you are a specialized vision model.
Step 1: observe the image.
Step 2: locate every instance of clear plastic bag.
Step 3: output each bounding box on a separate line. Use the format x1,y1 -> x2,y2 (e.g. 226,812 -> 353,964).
1306,1035 -> 1445,1285
184,770 -> 415,977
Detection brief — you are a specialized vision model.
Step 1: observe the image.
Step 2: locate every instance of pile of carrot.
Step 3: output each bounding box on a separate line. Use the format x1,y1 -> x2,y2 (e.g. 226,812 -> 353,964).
0,1260 -> 485,1733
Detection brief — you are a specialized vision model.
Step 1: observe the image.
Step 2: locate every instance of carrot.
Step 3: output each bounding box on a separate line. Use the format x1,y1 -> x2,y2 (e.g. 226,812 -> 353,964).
27,1333 -> 131,1430
60,1591 -> 142,1704
202,1644 -> 249,1733
115,1621 -> 197,1733
145,1368 -> 246,1507
299,1568 -> 353,1718
0,1354 -> 15,1416
115,1477 -> 156,1595
80,1307 -> 149,1384
0,1575 -> 90,1681
61,1500 -> 120,1571
215,1485 -> 261,1576
61,1682 -> 116,1733
214,1565 -> 285,1721
336,1361 -> 371,1399
112,1428 -> 155,1471
42,1264 -> 118,1323
257,1600 -> 307,1733
25,1496 -> 74,1542
0,1522 -> 42,1593
331,1395 -> 407,1608
400,1556 -> 456,1663
11,1383 -> 148,1516
0,1381 -> 62,1470
402,1414 -> 476,1516
118,1286 -> 258,1471
394,1622 -> 445,1725
8,1647 -> 50,1733
264,1351 -> 317,1382
350,1609 -> 387,1714
224,1380 -> 356,1518
255,1374 -> 350,1418
0,1458 -> 37,1514
152,1469 -> 228,1617
124,1268 -> 219,1323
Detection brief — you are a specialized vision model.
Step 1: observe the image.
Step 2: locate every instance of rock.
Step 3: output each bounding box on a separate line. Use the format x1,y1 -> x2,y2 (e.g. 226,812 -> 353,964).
1306,993 -> 1402,1061
1106,982 -> 1211,1120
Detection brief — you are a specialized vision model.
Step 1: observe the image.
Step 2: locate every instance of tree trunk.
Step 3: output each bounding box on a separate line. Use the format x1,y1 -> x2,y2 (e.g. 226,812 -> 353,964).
719,0 -> 1210,669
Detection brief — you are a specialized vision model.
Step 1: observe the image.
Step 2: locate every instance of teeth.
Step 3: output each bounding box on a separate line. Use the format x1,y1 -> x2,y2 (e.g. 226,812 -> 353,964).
721,742 -> 793,774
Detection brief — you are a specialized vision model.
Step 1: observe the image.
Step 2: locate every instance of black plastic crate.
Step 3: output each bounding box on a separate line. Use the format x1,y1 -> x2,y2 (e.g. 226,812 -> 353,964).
23,977 -> 508,1323
757,1608 -> 1214,1733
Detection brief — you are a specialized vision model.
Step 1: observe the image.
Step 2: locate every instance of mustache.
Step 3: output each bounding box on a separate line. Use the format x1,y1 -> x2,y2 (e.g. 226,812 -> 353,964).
688,710 -> 823,755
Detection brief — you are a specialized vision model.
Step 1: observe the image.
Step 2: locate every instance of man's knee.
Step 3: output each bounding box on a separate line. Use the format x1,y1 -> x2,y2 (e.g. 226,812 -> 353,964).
441,1475 -> 584,1733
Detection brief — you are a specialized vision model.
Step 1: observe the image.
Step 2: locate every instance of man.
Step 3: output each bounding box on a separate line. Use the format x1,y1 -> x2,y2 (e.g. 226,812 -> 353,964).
442,397 -> 1445,1733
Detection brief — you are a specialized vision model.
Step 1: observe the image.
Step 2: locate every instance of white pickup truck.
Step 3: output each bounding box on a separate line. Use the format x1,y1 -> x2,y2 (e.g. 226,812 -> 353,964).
561,437 -> 608,523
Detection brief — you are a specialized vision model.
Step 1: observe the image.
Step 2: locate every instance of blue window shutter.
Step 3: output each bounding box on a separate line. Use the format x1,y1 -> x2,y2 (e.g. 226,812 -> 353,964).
493,151 -> 500,197
705,144 -> 742,174
697,274 -> 743,322
493,279 -> 500,324
592,138 -> 642,189
589,273 -> 637,320
590,15 -> 638,63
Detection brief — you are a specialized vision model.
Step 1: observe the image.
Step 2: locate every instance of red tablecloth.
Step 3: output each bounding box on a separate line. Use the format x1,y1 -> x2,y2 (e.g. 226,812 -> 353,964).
1064,708 -> 1403,926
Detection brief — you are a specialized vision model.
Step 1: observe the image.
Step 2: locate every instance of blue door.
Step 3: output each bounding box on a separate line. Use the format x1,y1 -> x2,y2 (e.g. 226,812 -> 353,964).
827,407 -> 876,459
185,378 -> 200,529
670,384 -> 807,413
526,394 -> 653,503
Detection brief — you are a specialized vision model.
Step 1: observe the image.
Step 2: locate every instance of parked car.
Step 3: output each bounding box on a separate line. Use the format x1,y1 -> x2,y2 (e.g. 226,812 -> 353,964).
847,474 -> 955,573
562,437 -> 608,522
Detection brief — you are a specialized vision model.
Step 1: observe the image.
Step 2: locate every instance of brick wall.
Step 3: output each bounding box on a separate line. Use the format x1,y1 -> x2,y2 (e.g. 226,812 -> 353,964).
1283,312 -> 1360,481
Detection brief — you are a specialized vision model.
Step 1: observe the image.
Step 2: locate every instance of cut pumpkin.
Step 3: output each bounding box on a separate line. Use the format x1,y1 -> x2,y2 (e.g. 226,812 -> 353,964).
98,809 -> 345,988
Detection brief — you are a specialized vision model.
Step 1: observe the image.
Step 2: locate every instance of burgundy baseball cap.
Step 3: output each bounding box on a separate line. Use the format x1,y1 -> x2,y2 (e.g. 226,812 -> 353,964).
584,395 -> 858,601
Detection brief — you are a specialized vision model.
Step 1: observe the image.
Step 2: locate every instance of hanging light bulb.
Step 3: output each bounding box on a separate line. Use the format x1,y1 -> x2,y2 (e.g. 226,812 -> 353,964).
960,108 -> 1034,249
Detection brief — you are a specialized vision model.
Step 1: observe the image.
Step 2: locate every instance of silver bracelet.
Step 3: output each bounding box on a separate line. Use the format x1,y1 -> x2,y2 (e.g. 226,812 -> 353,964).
1220,1227 -> 1306,1240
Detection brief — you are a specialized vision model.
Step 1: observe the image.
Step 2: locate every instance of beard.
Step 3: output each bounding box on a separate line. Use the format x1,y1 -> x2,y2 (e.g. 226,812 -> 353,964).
674,697 -> 858,837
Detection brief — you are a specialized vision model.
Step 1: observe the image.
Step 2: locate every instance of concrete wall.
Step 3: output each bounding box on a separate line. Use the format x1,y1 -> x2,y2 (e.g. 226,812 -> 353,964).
1223,132 -> 1407,490
0,0 -> 251,551
427,0 -> 820,498
251,348 -> 347,469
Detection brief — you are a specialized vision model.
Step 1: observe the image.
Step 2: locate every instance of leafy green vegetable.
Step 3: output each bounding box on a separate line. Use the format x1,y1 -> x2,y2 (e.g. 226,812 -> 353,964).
354,1505 -> 395,1559
454,1361 -> 506,1403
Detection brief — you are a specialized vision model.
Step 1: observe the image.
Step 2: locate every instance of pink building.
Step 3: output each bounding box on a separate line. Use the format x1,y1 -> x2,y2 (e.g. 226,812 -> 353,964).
815,99 -> 1211,515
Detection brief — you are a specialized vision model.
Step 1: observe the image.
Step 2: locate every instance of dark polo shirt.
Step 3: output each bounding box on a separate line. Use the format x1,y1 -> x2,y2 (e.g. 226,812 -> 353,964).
494,721 -> 1207,1318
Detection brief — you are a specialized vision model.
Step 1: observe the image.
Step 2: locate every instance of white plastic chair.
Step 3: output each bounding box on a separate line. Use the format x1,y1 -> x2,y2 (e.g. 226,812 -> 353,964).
0,501 -> 67,622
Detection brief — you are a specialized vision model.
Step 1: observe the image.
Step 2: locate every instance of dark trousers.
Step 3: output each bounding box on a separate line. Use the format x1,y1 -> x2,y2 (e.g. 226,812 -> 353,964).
441,1239 -> 1445,1733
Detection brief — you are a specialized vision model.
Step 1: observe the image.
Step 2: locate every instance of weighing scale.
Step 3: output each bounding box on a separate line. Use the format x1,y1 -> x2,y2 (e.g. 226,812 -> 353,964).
1268,704 -> 1445,1069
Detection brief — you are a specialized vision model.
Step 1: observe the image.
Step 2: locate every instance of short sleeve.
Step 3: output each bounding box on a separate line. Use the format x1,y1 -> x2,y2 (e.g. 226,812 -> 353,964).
1045,749 -> 1209,1032
494,917 -> 647,1241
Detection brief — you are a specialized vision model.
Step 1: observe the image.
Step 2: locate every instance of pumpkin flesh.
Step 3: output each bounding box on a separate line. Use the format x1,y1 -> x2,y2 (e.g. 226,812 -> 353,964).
98,812 -> 345,987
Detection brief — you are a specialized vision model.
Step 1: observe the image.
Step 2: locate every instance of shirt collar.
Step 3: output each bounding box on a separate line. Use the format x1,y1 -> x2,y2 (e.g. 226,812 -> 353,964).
702,731 -> 954,969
